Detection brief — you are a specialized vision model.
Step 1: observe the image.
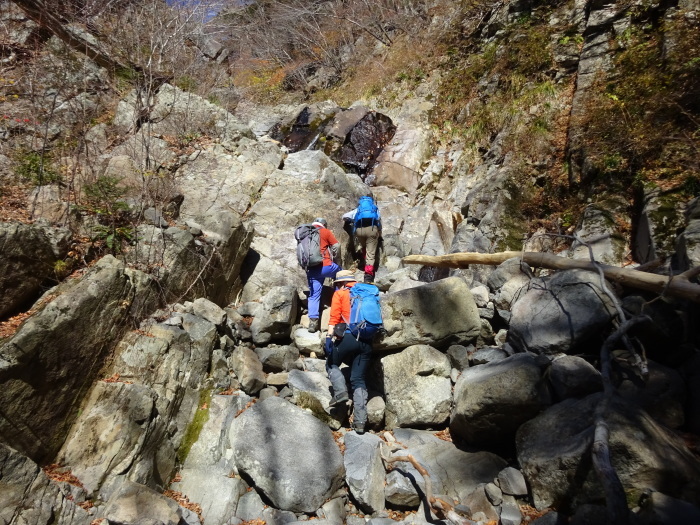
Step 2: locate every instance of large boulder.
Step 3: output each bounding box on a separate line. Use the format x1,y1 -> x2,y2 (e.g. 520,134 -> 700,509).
381,345 -> 452,428
0,221 -> 71,318
229,396 -> 345,512
451,353 -> 552,447
56,381 -> 159,498
250,285 -> 299,344
508,269 -> 617,355
376,277 -> 481,351
0,256 -> 159,461
516,394 -> 700,511
344,432 -> 386,514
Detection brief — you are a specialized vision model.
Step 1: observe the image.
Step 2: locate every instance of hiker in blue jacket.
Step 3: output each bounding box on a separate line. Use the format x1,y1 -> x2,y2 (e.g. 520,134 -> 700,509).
342,195 -> 382,283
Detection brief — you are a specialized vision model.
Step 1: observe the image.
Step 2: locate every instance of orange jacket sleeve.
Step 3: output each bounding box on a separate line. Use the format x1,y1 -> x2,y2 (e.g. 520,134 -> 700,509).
329,287 -> 352,326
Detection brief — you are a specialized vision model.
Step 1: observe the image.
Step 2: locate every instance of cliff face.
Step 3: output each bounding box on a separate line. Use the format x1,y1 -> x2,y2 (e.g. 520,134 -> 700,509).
1,1 -> 700,524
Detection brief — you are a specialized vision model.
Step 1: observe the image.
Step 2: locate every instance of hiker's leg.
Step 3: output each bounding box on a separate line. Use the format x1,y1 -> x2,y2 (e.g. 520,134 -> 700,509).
363,226 -> 380,277
352,387 -> 368,429
348,339 -> 372,391
355,226 -> 372,277
326,336 -> 355,398
306,267 -> 323,319
319,262 -> 341,281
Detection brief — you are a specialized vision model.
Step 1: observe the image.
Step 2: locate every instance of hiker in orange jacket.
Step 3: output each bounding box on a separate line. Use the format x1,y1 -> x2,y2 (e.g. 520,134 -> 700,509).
306,218 -> 341,333
325,270 -> 371,434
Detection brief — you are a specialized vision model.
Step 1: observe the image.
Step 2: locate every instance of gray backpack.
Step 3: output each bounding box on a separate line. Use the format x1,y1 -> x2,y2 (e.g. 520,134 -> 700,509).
295,224 -> 323,269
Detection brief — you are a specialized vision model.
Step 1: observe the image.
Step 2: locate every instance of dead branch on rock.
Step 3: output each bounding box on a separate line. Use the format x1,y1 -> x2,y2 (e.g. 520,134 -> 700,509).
384,455 -> 477,525
594,315 -> 652,525
401,252 -> 700,303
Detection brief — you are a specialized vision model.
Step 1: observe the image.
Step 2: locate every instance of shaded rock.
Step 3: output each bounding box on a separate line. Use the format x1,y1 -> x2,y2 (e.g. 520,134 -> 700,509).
451,353 -> 552,447
377,277 -> 481,351
255,345 -> 300,373
0,221 -> 71,318
0,443 -> 92,525
381,345 -> 452,428
617,359 -> 686,429
549,355 -> 603,400
331,110 -> 396,175
637,491 -> 700,525
229,397 -> 345,512
447,344 -> 471,370
516,394 -> 700,511
508,269 -> 617,355
0,256 -> 159,461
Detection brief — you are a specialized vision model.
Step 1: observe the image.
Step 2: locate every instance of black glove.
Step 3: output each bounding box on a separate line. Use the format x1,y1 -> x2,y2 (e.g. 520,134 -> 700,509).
324,336 -> 334,358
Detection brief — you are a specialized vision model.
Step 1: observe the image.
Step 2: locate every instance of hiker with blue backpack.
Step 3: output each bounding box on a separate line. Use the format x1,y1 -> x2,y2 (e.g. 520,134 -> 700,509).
325,269 -> 383,435
294,218 -> 341,333
342,195 -> 382,283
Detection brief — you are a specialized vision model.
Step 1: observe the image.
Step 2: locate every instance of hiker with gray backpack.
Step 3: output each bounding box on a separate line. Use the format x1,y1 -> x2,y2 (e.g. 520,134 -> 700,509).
324,269 -> 384,434
294,218 -> 341,333
342,195 -> 382,283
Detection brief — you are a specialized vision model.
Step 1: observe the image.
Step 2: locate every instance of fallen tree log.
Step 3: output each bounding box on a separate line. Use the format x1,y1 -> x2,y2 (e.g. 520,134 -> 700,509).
401,252 -> 700,304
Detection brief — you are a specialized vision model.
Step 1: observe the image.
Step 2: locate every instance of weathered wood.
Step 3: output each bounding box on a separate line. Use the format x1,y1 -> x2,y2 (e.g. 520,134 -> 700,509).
402,252 -> 700,303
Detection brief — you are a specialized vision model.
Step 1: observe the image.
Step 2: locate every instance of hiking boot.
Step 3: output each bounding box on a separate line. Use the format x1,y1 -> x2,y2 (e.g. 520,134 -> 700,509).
353,422 -> 365,435
329,392 -> 349,407
308,318 -> 320,333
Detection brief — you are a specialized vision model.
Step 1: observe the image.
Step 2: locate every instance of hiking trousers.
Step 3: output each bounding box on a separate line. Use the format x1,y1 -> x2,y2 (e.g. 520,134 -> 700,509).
306,262 -> 340,319
326,334 -> 372,425
355,225 -> 380,276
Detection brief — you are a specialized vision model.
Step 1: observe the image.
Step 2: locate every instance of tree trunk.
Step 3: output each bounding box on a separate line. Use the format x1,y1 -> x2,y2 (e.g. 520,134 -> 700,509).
401,252 -> 700,303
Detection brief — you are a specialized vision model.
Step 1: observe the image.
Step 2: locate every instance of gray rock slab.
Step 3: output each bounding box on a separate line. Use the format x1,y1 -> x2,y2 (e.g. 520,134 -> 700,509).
344,432 -> 386,513
229,397 -> 345,512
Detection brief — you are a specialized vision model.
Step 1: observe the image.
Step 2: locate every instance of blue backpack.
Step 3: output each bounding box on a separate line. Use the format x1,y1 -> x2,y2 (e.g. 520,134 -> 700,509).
348,283 -> 383,340
353,196 -> 380,231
